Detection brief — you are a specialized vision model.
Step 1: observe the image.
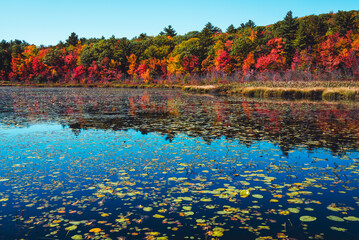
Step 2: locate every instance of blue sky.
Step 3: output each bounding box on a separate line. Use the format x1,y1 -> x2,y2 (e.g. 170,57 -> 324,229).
0,0 -> 357,46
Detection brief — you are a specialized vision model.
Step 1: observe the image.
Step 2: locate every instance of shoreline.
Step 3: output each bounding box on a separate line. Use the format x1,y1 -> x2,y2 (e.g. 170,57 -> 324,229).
1,82 -> 359,101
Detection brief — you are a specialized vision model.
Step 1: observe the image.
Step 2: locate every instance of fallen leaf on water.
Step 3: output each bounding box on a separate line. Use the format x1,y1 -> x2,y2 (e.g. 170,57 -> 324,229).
89,228 -> 102,233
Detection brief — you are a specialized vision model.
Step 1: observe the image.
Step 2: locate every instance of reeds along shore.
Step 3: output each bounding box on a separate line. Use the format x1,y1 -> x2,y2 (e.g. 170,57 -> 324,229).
231,87 -> 359,100
2,80 -> 359,101
181,85 -> 358,100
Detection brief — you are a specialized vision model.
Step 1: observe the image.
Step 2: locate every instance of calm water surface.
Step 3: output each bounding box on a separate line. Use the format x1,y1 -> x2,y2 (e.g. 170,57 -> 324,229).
0,87 -> 359,240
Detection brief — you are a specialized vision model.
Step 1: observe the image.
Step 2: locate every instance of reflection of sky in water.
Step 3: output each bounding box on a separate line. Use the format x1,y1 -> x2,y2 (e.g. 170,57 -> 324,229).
2,124 -> 358,190
0,123 -> 64,135
1,124 -> 358,182
3,123 -> 356,165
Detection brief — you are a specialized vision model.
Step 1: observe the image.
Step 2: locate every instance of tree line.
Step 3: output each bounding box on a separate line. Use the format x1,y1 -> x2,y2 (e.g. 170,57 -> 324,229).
0,10 -> 358,84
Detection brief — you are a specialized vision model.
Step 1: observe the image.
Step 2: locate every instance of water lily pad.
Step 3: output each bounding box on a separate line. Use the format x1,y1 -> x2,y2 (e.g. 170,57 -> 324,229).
288,208 -> 300,213
327,204 -> 342,212
143,207 -> 153,212
304,207 -> 314,211
287,198 -> 304,204
217,211 -> 227,215
343,216 -> 359,221
116,218 -> 127,223
71,235 -> 83,240
299,216 -> 317,222
183,211 -> 194,216
65,225 -> 77,231
330,226 -> 347,232
212,227 -> 224,237
279,210 -> 290,215
327,215 -> 344,222
240,189 -> 250,198
183,206 -> 192,211
213,231 -> 223,237
200,198 -> 212,202
182,197 -> 192,201
252,194 -> 263,199
69,221 -> 82,225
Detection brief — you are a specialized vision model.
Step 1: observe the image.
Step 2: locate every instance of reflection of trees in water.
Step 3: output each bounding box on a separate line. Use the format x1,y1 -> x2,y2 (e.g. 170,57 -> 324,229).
1,88 -> 359,155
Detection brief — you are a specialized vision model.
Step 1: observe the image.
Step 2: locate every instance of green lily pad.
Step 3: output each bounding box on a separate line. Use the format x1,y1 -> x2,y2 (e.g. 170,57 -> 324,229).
252,194 -> 263,199
330,226 -> 347,232
343,216 -> 359,221
288,208 -> 300,213
182,197 -> 192,201
240,189 -> 250,198
327,215 -> 344,222
143,207 -> 153,212
299,216 -> 317,222
183,211 -> 194,216
200,198 -> 212,202
65,225 -> 77,231
71,235 -> 83,240
304,207 -> 314,211
183,206 -> 192,211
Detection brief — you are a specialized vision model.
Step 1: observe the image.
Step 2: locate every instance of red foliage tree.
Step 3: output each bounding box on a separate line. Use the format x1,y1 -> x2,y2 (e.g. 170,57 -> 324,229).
255,38 -> 286,71
215,49 -> 234,73
182,55 -> 200,73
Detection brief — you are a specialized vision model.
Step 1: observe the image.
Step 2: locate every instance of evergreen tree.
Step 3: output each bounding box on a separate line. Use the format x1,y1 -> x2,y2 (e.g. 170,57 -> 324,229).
294,15 -> 327,50
278,11 -> 299,65
138,33 -> 148,40
334,10 -> 357,35
163,25 -> 177,37
199,24 -> 215,61
66,32 -> 79,46
238,20 -> 256,30
226,24 -> 236,34
278,11 -> 298,40
204,22 -> 221,34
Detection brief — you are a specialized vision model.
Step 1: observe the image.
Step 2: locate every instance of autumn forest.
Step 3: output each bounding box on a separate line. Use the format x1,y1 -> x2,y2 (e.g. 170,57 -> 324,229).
1,10 -> 359,85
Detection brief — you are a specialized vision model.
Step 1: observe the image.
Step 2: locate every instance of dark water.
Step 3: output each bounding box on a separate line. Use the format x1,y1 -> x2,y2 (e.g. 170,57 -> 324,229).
0,87 -> 358,240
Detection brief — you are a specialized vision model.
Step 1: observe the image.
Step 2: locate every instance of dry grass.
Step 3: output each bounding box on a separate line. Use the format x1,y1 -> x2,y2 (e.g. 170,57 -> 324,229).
231,87 -> 323,99
182,85 -> 218,93
2,80 -> 359,101
229,86 -> 359,100
322,88 -> 359,100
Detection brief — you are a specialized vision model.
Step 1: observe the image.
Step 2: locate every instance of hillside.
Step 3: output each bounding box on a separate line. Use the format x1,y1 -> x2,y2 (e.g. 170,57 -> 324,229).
0,10 -> 358,84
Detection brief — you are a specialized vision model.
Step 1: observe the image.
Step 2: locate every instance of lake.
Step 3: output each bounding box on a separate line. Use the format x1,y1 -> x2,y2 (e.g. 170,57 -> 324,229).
0,87 -> 358,240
